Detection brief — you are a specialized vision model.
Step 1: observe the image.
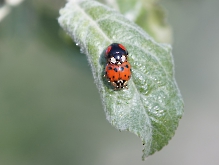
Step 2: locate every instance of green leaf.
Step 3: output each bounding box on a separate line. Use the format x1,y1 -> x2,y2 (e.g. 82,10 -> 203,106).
58,0 -> 184,160
98,0 -> 172,43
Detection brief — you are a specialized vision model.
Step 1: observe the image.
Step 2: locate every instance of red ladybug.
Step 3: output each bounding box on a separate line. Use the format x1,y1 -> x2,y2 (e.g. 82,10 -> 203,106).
105,43 -> 128,65
104,61 -> 131,89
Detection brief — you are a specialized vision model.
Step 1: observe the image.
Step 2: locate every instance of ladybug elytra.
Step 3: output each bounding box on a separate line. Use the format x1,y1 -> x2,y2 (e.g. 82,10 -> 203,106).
105,43 -> 128,65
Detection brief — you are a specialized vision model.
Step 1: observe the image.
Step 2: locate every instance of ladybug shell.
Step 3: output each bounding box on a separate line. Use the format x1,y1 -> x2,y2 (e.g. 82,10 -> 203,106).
105,62 -> 131,89
105,43 -> 128,64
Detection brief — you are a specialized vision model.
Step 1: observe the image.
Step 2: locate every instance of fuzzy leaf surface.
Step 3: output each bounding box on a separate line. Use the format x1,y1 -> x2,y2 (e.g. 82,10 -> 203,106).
58,0 -> 184,160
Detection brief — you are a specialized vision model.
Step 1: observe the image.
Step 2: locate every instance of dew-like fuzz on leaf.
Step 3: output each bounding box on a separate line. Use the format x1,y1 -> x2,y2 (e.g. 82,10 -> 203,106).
58,0 -> 184,160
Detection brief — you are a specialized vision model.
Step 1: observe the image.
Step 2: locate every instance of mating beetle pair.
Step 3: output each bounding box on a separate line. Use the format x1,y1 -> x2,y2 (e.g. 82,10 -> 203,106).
104,43 -> 132,89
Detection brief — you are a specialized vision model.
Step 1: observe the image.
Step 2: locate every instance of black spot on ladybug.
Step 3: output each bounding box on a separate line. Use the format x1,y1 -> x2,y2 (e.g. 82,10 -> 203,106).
120,67 -> 124,71
124,74 -> 127,77
114,68 -> 118,72
125,64 -> 129,68
128,76 -> 130,78
112,76 -> 115,78
108,66 -> 112,70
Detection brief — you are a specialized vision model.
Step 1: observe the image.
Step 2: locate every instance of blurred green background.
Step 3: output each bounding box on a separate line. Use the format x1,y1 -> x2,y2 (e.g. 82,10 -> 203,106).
0,0 -> 219,165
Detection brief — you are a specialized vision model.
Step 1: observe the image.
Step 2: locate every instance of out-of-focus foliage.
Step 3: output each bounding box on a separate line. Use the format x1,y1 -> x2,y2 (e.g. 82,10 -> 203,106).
98,0 -> 172,43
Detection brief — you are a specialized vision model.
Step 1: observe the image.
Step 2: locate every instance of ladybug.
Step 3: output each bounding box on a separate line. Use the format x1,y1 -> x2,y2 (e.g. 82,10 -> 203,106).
105,43 -> 128,65
104,61 -> 132,89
